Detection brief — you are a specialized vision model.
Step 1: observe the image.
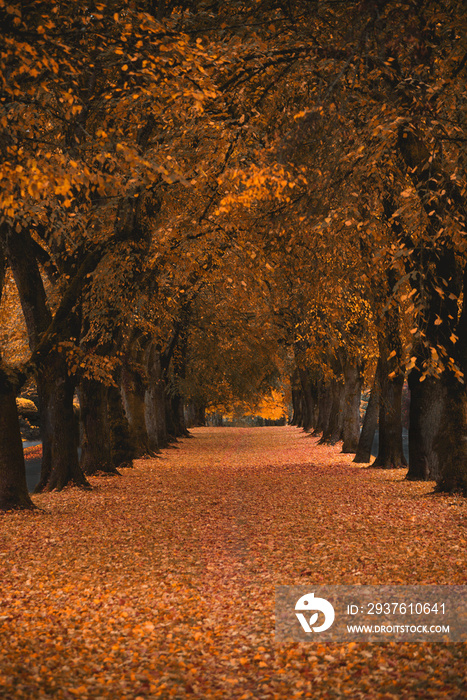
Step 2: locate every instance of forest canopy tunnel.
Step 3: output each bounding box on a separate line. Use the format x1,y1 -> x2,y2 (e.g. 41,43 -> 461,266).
1,0 -> 467,507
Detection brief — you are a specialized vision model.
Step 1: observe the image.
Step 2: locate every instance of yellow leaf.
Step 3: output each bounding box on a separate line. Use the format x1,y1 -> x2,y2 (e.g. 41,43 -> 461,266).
55,178 -> 71,195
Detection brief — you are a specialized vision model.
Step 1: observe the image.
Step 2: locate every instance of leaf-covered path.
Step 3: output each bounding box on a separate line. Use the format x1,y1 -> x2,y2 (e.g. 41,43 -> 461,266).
1,427 -> 466,699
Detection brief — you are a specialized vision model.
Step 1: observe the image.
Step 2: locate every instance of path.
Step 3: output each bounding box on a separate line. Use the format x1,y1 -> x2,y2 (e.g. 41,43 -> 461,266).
0,427 -> 465,699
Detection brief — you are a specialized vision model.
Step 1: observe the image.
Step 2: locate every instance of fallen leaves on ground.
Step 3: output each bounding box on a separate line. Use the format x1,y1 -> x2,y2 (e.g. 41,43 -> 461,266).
1,426 -> 466,699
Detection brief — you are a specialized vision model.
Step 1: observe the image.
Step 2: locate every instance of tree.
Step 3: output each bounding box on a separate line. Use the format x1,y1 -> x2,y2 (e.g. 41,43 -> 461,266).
0,235 -> 35,510
181,264 -> 285,418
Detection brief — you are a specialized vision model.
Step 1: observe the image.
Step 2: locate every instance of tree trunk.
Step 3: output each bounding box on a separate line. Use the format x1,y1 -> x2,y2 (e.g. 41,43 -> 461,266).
165,387 -> 189,439
435,375 -> 467,493
397,123 -> 466,491
372,341 -> 406,469
320,378 -> 345,445
0,242 -> 33,509
154,378 -> 170,444
79,378 -> 118,475
406,367 -> 445,481
372,371 -> 406,469
314,380 -> 332,436
354,361 -> 380,463
107,383 -> 137,468
185,401 -> 206,428
341,362 -> 362,453
298,367 -> 317,432
0,360 -> 36,511
290,370 -> 302,426
145,345 -> 169,451
291,387 -> 304,427
167,324 -> 190,439
35,353 -> 90,492
5,226 -> 88,492
371,287 -> 407,469
193,402 -> 206,426
211,411 -> 224,427
120,363 -> 151,456
435,266 -> 467,493
144,388 -> 162,453
176,393 -> 189,436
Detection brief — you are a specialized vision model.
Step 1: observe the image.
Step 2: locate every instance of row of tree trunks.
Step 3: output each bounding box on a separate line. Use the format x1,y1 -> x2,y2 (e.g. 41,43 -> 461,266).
310,357 -> 405,471
298,342 -> 466,489
314,361 -> 362,450
184,401 -> 206,428
297,367 -> 318,432
396,124 -> 467,492
119,337 -> 189,456
0,335 -> 189,506
290,367 -> 319,432
308,360 -> 404,469
64,342 -> 177,479
291,357 -> 363,451
0,191 -> 175,503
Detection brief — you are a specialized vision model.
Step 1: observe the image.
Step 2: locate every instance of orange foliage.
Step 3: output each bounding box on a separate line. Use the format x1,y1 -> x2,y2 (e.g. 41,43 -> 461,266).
244,389 -> 288,421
